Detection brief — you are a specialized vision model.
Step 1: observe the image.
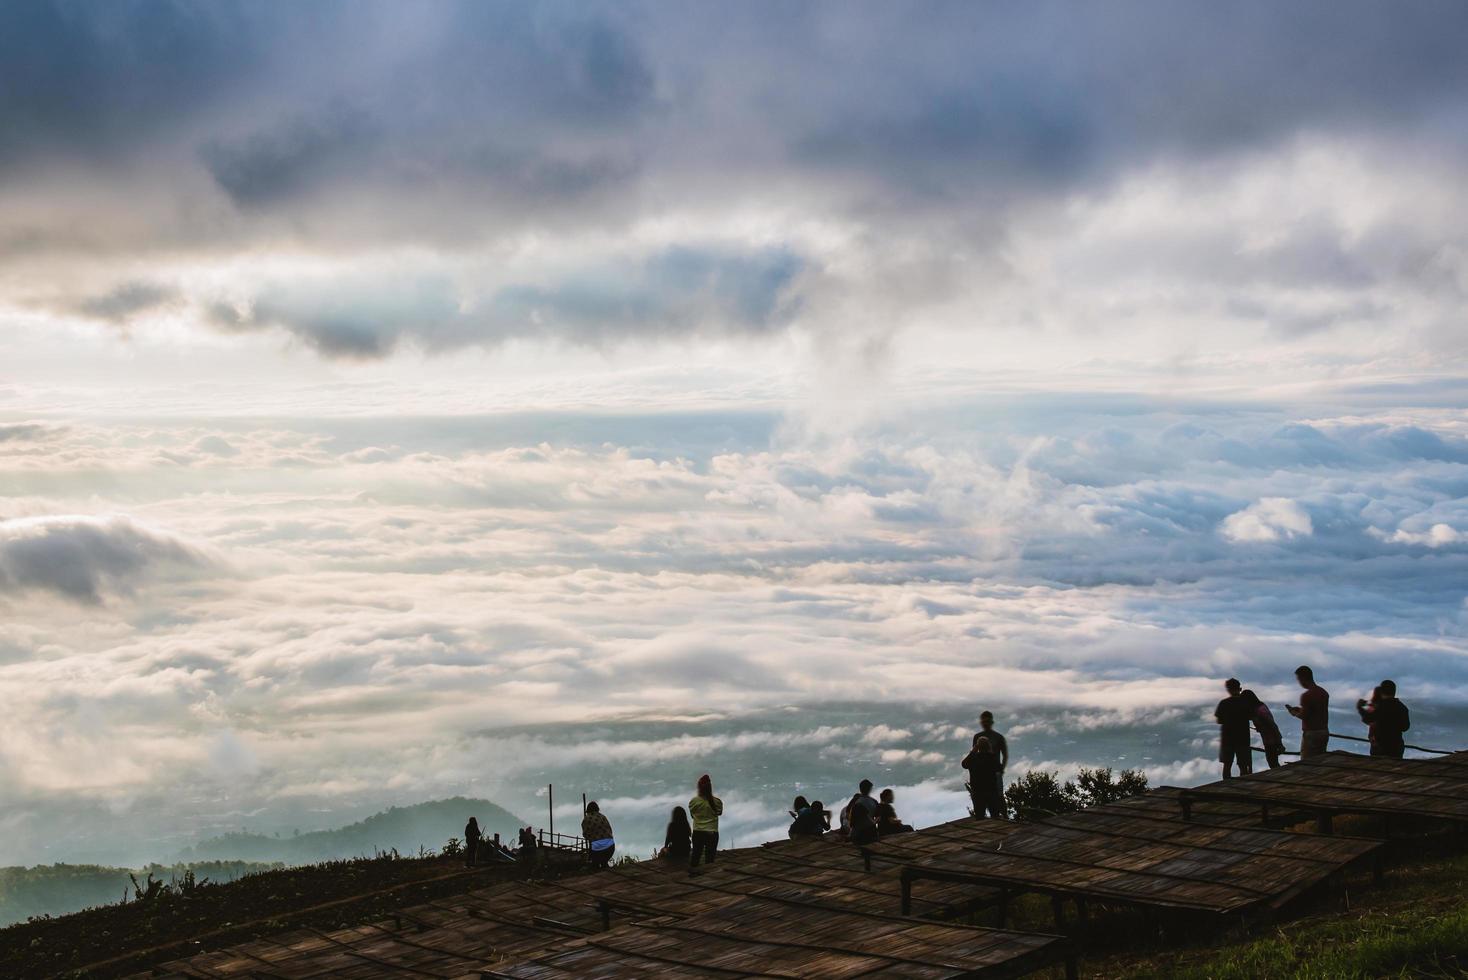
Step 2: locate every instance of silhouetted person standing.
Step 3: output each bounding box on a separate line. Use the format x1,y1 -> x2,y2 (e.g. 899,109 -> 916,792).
1358,679 -> 1410,758
1286,665 -> 1330,758
978,711 -> 1008,801
1215,678 -> 1254,778
464,816 -> 481,867
963,735 -> 1006,819
689,774 -> 723,868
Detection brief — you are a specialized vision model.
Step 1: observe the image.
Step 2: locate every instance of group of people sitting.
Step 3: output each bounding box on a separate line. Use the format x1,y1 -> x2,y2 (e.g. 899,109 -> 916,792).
460,818 -> 529,866
787,779 -> 915,844
1214,665 -> 1412,778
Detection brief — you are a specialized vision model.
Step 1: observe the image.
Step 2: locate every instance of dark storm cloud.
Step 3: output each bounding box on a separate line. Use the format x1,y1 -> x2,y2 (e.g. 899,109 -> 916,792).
0,0 -> 266,169
0,515 -> 212,603
3,1 -> 1465,229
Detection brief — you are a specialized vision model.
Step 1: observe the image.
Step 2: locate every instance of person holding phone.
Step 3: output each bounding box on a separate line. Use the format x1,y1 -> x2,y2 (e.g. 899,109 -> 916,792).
1285,665 -> 1330,758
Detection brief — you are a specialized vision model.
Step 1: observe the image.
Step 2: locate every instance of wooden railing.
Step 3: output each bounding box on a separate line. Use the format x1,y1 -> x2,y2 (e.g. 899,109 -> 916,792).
537,829 -> 587,852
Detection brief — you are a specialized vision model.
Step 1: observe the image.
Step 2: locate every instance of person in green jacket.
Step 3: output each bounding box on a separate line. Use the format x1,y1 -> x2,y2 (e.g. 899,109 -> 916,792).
688,773 -> 723,868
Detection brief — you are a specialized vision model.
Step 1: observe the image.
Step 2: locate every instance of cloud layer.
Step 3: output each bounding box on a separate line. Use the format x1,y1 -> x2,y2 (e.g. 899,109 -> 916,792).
1,394 -> 1466,862
2,1 -> 1466,368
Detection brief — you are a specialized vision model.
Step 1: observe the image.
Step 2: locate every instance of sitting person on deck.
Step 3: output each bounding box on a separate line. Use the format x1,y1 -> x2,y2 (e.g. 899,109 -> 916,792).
581,802 -> 616,868
839,779 -> 879,834
789,799 -> 828,837
875,788 -> 913,835
660,805 -> 692,863
847,796 -> 879,846
516,826 -> 538,861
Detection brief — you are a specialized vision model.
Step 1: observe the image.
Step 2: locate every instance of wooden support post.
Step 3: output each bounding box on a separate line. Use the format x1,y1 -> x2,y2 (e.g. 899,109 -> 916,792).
861,848 -> 872,873
1179,792 -> 1193,822
1064,952 -> 1079,980
1260,801 -> 1271,824
996,886 -> 1009,928
900,869 -> 913,916
1050,893 -> 1064,931
598,899 -> 611,931
1316,812 -> 1334,835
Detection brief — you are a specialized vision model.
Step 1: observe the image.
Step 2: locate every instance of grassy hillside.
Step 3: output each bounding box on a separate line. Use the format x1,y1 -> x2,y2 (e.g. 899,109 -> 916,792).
0,861 -> 278,928
181,797 -> 525,863
0,849 -> 588,979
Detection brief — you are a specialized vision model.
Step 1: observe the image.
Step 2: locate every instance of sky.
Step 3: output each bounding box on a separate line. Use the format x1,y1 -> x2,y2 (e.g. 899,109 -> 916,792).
2,0 -> 1468,865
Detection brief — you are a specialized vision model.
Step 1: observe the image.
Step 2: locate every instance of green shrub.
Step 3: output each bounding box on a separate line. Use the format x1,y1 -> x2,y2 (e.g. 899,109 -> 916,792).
1003,767 -> 1149,821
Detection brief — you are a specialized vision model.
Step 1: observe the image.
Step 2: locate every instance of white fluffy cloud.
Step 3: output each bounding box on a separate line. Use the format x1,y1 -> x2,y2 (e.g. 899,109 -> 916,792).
1220,498 -> 1314,543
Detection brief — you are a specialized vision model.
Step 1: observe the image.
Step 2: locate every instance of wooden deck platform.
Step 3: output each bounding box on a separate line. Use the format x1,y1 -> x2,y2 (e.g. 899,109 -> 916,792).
468,895 -> 1071,980
899,797 -> 1381,924
1177,751 -> 1468,829
140,835 -> 1013,979
138,755 -> 1425,979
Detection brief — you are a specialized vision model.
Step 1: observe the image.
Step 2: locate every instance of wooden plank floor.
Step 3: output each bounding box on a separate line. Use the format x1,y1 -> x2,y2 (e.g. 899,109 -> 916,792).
468,894 -> 1068,979
901,794 -> 1380,917
1178,751 -> 1468,824
138,757 -> 1414,978
140,835 -> 1005,979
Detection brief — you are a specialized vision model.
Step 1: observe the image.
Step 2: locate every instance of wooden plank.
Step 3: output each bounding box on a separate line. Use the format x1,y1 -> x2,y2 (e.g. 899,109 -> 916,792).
474,895 -> 1068,979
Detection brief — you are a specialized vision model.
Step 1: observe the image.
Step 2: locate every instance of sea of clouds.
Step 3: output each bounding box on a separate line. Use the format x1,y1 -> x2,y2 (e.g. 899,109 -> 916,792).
1,389 -> 1465,862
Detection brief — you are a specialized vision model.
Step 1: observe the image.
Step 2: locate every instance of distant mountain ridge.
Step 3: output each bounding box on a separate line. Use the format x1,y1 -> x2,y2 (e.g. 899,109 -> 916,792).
181,797 -> 525,864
